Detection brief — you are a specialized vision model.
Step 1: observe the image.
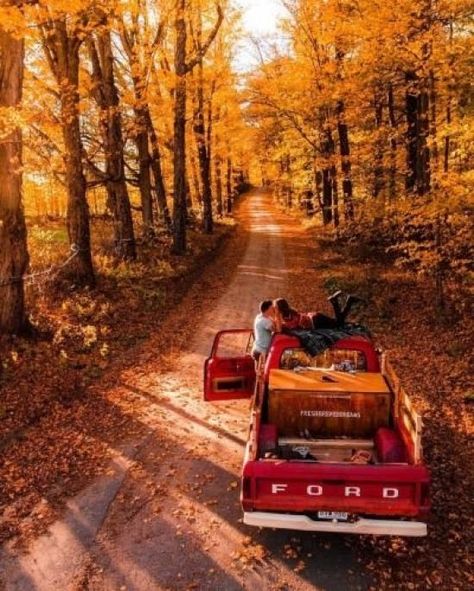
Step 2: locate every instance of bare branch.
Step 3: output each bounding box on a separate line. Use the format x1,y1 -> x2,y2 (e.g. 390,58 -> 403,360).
185,4 -> 224,73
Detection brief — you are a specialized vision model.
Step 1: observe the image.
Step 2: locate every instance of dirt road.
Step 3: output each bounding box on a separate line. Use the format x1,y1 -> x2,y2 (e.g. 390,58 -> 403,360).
1,191 -> 372,591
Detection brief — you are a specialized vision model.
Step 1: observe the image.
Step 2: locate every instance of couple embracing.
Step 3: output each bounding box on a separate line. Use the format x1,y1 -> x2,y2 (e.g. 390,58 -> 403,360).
251,293 -> 362,362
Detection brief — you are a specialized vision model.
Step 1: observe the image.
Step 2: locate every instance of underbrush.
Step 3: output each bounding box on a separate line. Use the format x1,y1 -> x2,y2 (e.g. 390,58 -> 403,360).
276,190 -> 473,320
284,220 -> 473,590
3,217 -> 235,429
0,215 -> 235,543
314,208 -> 473,321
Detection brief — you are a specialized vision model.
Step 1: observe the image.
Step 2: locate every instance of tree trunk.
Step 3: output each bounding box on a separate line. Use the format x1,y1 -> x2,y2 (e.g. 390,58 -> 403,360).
134,124 -> 155,237
60,48 -> 95,285
192,33 -> 213,233
444,101 -> 451,173
405,71 -> 430,196
185,175 -> 193,214
285,154 -> 292,208
194,103 -> 213,232
144,108 -> 172,228
417,82 -> 431,194
321,168 -> 333,225
314,166 -> 323,215
215,151 -> 223,216
434,215 -> 445,311
405,72 -> 418,193
172,0 -> 188,254
213,107 -> 223,216
207,81 -> 215,190
172,1 -> 222,250
429,70 -> 438,175
0,11 -> 29,333
331,165 -> 339,228
190,148 -> 202,205
373,89 -> 385,200
89,33 -> 136,259
120,22 -> 170,233
321,128 -> 335,225
336,101 -> 354,219
41,19 -> 95,285
444,21 -> 453,174
226,156 -> 233,214
387,83 -> 398,201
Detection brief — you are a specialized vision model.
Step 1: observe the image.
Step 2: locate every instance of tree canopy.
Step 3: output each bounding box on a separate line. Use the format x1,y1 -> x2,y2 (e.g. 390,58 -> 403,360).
0,0 -> 472,331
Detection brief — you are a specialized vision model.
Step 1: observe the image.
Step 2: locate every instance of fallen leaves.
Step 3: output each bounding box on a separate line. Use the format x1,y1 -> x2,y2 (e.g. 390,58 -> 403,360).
0,223 -> 235,546
231,541 -> 267,569
1,198 -> 471,590
284,224 -> 474,590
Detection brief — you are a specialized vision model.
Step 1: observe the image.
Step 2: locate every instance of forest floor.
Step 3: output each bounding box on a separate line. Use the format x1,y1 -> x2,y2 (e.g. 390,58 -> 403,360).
0,218 -> 234,543
0,189 -> 473,591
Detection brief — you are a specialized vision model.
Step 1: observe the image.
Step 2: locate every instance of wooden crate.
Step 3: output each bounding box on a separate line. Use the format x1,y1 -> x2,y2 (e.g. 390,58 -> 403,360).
268,370 -> 391,438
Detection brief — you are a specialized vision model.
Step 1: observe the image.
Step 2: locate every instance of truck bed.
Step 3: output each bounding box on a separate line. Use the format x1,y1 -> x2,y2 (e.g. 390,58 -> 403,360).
242,365 -> 430,535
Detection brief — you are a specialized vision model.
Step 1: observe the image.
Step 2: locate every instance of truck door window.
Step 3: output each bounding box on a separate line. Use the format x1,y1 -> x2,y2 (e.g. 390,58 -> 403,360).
280,348 -> 367,371
214,331 -> 253,358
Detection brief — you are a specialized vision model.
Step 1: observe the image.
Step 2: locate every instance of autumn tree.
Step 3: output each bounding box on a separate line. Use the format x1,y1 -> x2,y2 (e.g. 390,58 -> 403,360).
119,1 -> 172,233
87,20 -> 137,260
191,5 -> 243,224
190,0 -> 217,233
247,0 -> 474,300
37,1 -> 96,285
0,0 -> 29,334
171,0 -> 222,254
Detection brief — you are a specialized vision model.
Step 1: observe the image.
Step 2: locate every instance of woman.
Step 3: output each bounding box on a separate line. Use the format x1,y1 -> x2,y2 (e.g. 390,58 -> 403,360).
273,298 -> 312,331
274,292 -> 360,331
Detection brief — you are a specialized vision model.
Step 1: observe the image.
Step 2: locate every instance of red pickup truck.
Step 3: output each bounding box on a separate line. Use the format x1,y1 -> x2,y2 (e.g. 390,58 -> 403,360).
204,329 -> 430,536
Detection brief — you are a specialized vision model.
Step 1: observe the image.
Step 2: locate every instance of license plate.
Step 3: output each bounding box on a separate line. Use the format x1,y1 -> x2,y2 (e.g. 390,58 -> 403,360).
317,511 -> 349,521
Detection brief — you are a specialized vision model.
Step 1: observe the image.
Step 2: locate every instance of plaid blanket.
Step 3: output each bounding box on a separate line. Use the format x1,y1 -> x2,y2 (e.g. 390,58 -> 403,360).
287,324 -> 371,357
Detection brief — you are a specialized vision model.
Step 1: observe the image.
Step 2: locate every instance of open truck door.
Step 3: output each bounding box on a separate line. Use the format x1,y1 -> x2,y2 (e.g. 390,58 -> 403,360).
204,329 -> 256,401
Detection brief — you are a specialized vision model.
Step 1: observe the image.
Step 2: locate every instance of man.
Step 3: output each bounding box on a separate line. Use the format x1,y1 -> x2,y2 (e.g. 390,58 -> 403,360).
252,300 -> 276,364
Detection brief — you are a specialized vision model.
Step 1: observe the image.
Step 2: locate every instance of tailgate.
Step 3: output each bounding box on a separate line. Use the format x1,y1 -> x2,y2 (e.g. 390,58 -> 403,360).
242,461 -> 430,517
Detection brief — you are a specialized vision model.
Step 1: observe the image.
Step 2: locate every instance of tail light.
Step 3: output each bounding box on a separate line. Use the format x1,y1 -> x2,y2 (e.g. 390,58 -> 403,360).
242,476 -> 251,499
420,483 -> 430,508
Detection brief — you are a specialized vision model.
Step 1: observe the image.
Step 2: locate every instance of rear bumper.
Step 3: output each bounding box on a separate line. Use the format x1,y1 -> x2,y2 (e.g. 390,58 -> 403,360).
243,511 -> 427,537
